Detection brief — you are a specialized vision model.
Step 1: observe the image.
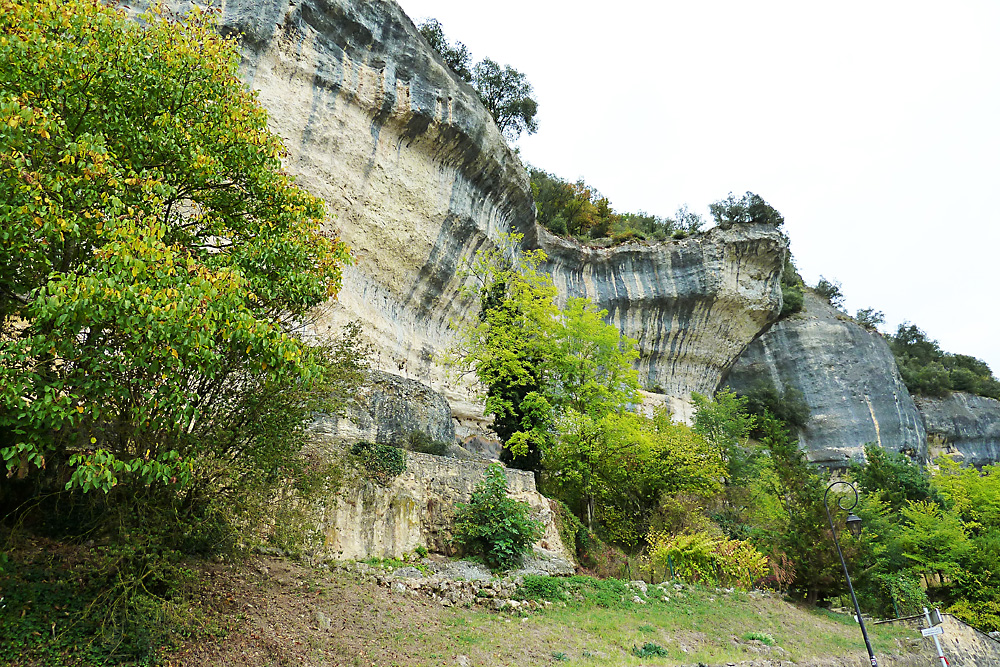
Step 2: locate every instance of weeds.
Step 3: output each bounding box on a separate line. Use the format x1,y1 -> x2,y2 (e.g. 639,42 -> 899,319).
632,641 -> 670,657
742,630 -> 776,645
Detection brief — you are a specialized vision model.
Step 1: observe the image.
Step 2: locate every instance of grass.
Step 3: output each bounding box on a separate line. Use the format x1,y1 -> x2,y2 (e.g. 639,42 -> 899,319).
388,579 -> 919,666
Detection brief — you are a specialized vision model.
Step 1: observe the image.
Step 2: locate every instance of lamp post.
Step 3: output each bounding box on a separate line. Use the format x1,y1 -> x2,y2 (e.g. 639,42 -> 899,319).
824,480 -> 878,667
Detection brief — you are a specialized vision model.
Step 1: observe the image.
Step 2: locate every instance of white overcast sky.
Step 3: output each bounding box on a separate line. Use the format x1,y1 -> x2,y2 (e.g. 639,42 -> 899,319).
396,0 -> 1000,375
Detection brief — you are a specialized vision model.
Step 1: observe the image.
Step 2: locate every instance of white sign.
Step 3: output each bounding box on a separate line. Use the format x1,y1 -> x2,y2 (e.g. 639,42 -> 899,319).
922,626 -> 944,637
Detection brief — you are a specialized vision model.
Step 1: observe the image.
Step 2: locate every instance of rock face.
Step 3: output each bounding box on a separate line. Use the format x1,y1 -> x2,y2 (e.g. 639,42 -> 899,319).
538,224 -> 787,420
725,292 -> 927,467
916,393 -> 1000,467
316,451 -> 570,563
150,0 -> 787,427
311,370 -> 455,447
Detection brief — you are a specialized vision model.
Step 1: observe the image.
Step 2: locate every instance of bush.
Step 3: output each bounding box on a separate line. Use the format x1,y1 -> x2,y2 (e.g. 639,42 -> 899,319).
646,530 -> 768,589
780,283 -> 804,318
709,191 -> 784,228
452,463 -> 543,570
350,441 -> 406,485
399,430 -> 450,457
855,308 -> 885,331
735,379 -> 810,431
815,276 -> 845,309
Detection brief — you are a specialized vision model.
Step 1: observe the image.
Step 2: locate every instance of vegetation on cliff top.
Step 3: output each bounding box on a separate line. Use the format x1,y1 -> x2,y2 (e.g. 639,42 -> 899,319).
419,19 -> 538,141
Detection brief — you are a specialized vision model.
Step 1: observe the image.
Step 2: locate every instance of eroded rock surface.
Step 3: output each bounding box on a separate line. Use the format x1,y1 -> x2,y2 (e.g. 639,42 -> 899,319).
315,450 -> 569,562
311,370 -> 455,447
147,0 -> 787,427
539,223 -> 787,420
725,292 -> 926,467
916,393 -> 1000,467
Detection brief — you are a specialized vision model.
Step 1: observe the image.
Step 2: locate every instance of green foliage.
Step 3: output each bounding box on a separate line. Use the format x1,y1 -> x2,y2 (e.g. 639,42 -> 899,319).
350,441 -> 407,486
399,430 -> 451,457
814,276 -> 845,308
632,642 -> 670,657
453,463 -> 543,571
417,19 -> 472,80
709,191 -> 784,228
889,323 -> 1000,399
692,390 -> 759,487
855,308 -> 885,331
851,444 -> 936,512
742,631 -> 776,646
528,167 -> 703,242
417,20 -> 537,140
731,379 -> 811,432
647,530 -> 768,589
0,0 -> 355,496
781,283 -> 804,318
473,59 -> 538,140
513,575 -> 631,608
779,255 -> 804,318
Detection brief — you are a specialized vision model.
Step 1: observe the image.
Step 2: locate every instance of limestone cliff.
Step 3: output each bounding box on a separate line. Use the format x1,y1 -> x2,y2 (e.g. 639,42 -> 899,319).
151,0 -> 787,429
538,224 -> 786,420
725,292 -> 927,467
916,393 -> 1000,467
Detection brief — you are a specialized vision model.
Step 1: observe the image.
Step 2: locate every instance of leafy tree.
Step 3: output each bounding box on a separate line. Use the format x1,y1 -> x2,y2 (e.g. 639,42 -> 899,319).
897,500 -> 972,580
472,58 -> 538,140
450,235 -> 559,471
692,389 -> 758,488
709,191 -> 784,229
453,463 -> 543,570
0,0 -> 355,520
889,324 -> 1000,399
851,444 -> 937,512
814,276 -> 845,309
758,412 -> 840,603
417,19 -> 472,81
855,307 -> 885,331
732,379 -> 811,432
417,20 -> 537,140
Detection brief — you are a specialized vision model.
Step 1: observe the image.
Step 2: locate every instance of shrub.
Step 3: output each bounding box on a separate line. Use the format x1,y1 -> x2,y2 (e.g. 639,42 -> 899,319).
647,530 -> 768,589
780,283 -> 804,317
400,430 -> 450,457
350,441 -> 406,485
633,642 -> 670,657
815,276 -> 845,309
709,192 -> 784,228
735,379 -> 810,431
742,631 -> 776,646
452,463 -> 543,570
855,308 -> 885,331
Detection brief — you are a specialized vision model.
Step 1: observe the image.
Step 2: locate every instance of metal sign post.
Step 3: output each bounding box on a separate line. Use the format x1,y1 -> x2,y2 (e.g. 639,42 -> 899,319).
923,607 -> 948,667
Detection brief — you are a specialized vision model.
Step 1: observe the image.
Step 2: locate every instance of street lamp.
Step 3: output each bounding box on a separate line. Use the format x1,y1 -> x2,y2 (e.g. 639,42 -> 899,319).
824,480 -> 878,667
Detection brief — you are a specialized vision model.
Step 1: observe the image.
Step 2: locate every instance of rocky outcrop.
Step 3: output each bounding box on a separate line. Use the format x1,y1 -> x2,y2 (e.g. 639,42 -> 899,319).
315,450 -> 570,563
147,0 -> 787,429
916,393 -> 1000,467
539,223 -> 787,420
311,370 -> 455,447
725,292 -> 926,467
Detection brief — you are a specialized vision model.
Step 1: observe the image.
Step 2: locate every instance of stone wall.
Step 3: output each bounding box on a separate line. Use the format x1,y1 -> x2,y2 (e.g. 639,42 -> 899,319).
314,450 -> 569,564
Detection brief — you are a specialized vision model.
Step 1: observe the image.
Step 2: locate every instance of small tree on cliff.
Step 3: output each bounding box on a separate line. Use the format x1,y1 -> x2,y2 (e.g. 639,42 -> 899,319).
417,19 -> 538,140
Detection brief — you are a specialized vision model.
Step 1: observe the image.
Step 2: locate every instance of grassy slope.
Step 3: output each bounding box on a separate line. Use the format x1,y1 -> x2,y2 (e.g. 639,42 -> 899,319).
162,557 -> 923,667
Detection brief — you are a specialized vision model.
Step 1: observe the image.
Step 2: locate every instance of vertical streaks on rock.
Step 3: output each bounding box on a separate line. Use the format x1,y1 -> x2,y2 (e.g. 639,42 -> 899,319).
726,292 -> 927,467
